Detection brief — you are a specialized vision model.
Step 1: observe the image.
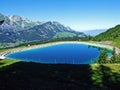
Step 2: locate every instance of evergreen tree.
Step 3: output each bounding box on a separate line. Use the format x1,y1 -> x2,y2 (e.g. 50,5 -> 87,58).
97,49 -> 107,64
111,47 -> 116,63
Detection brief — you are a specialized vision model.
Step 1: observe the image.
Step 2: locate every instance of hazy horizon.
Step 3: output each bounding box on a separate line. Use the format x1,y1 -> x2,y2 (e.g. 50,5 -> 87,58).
0,0 -> 120,31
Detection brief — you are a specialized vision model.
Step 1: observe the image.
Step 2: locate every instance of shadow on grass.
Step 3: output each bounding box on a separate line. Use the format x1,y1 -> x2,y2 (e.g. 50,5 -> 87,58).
0,62 -> 5,66
0,61 -> 95,90
0,62 -> 120,90
0,62 -> 3,65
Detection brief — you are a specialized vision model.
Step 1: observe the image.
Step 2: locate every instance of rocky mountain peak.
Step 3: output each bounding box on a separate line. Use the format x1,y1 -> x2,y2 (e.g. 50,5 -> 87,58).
0,13 -> 42,31
8,15 -> 31,23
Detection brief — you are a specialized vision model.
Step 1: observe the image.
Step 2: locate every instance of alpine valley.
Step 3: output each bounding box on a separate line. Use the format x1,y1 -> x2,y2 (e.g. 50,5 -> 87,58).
0,13 -> 86,48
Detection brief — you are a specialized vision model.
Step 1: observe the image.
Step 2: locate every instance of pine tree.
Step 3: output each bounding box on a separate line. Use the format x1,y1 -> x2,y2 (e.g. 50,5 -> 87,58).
97,49 -> 107,64
111,47 -> 116,63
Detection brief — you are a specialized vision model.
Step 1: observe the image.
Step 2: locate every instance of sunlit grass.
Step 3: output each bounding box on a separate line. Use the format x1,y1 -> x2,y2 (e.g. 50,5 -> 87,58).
0,59 -> 20,69
113,39 -> 120,48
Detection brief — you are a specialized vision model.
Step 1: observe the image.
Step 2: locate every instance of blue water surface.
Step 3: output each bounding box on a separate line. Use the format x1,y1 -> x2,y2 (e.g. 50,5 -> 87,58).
6,43 -> 111,64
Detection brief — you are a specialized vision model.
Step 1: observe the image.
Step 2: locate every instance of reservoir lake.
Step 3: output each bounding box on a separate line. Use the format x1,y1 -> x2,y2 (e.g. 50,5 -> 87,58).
6,43 -> 111,64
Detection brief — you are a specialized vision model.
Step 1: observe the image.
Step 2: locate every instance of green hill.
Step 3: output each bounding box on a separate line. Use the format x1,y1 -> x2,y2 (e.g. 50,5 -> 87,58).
94,25 -> 120,47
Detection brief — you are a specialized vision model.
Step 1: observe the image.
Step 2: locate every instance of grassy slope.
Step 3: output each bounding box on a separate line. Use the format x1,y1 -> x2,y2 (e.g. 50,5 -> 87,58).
0,59 -> 19,69
94,25 -> 120,48
0,60 -> 120,90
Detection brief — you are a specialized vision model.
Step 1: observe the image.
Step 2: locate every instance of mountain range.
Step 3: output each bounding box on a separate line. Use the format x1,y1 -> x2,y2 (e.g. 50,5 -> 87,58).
0,13 -> 42,32
83,29 -> 107,36
0,13 -> 86,48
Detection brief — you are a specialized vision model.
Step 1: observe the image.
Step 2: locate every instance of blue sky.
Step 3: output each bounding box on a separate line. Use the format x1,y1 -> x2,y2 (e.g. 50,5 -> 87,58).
0,0 -> 120,31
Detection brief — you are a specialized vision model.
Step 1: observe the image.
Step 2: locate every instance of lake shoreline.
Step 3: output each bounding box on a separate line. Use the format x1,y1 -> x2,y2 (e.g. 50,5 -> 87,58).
0,41 -> 119,60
